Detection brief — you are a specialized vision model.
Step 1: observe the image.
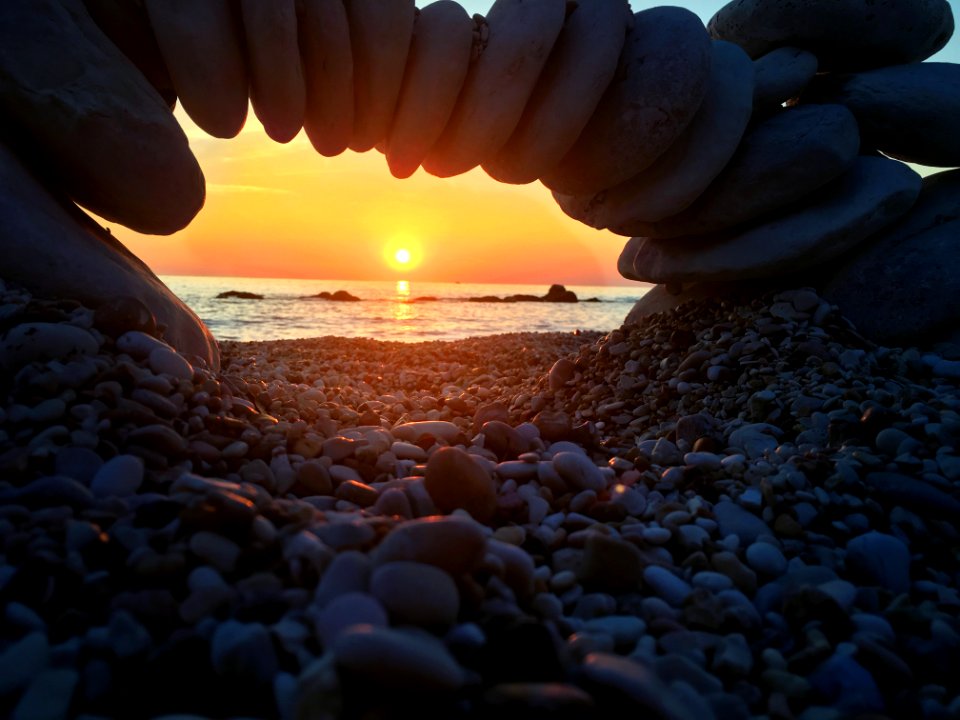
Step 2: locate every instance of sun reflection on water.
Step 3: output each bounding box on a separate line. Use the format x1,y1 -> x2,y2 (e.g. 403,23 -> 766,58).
393,279 -> 416,326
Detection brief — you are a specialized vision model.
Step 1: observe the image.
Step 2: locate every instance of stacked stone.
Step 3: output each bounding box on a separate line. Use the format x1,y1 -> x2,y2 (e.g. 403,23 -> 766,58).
0,0 -> 958,354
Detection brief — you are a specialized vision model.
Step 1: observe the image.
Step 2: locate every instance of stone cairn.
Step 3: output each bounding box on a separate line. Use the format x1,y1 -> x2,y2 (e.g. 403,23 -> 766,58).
0,0 -> 958,365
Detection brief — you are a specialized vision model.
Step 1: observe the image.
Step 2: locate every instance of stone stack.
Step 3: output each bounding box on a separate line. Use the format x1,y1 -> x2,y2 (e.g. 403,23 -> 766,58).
0,0 -> 957,353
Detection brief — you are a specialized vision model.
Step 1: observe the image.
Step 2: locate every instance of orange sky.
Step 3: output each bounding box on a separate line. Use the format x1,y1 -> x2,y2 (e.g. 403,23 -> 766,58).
111,106 -> 630,285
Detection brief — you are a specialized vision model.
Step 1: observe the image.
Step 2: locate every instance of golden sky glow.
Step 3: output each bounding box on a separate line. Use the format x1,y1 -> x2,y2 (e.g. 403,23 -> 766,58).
110,106 -> 630,285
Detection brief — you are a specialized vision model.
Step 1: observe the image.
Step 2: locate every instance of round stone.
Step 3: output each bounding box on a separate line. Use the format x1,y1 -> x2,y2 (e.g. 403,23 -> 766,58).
424,446 -> 497,523
371,561 -> 460,626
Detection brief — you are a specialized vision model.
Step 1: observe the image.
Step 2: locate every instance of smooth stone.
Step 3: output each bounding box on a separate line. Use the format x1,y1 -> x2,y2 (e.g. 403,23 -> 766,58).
620,157 -> 922,283
707,0 -> 954,71
83,0 -> 176,104
314,591 -> 387,646
578,533 -> 644,592
210,620 -> 278,683
815,63 -> 960,167
0,146 -> 218,369
240,0 -> 305,143
333,625 -> 464,690
300,0 -> 353,156
866,471 -> 960,519
807,654 -> 884,714
0,322 -> 98,370
583,616 -> 646,647
714,501 -> 772,544
149,346 -> 194,381
820,168 -> 960,345
541,6 -> 712,195
480,421 -> 528,460
483,0 -> 630,184
622,104 -> 860,239
0,0 -> 204,234
371,561 -> 460,626
424,446 -> 497,523
555,40 -> 753,227
189,532 -> 242,574
372,516 -> 487,574
89,454 -> 144,498
746,542 -> 788,577
753,47 -> 818,111
145,0 -> 248,138
344,0 -> 415,152
424,0 -> 566,177
12,669 -> 77,720
385,0 -> 473,179
0,632 -> 49,695
486,538 -> 535,597
392,420 -> 461,443
643,566 -> 693,606
581,653 -> 690,716
845,531 -> 911,594
314,551 -> 372,607
552,451 -> 607,492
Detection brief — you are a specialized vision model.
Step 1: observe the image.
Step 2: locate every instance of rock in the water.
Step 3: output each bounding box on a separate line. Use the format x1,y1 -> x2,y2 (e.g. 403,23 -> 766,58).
812,62 -> 960,167
240,0 -> 305,143
145,0 -> 249,138
845,532 -> 911,594
371,561 -> 460,626
344,0 -> 415,152
424,446 -> 497,523
541,6 -> 712,196
423,0 -> 566,177
753,47 -> 818,112
0,0 -> 204,234
820,168 -> 960,345
483,0 -> 630,184
217,291 -> 264,300
385,0 -> 473,179
300,0 -> 353,156
0,144 -> 219,368
554,40 -> 754,228
621,104 -> 860,239
333,625 -> 465,691
707,0 -> 954,71
619,157 -> 921,284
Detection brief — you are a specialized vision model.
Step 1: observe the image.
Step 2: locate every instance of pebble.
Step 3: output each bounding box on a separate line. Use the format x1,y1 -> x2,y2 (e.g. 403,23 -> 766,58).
643,565 -> 693,607
714,501 -> 773,544
745,541 -> 788,577
552,451 -> 606,492
12,669 -> 78,720
210,620 -> 278,684
313,591 -> 387,646
89,454 -> 144,497
0,632 -> 49,695
372,516 -> 487,574
425,446 -> 497,523
371,561 -> 460,627
845,531 -> 911,593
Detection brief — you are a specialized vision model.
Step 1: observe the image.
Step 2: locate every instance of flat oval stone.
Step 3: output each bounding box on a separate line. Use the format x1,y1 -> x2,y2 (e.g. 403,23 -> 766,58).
300,0 -> 353,157
145,0 -> 249,138
552,451 -> 606,492
0,0 -> 204,234
483,0 -> 630,184
708,0 -> 954,72
541,6 -> 712,195
822,169 -> 960,345
753,47 -> 818,112
385,0 -> 473,179
345,0 -> 416,152
0,322 -> 98,370
372,516 -> 487,574
392,420 -> 462,443
240,0 -> 305,143
423,0 -> 566,177
90,454 -> 144,497
555,40 -> 754,228
812,62 -> 960,167
333,625 -> 465,691
371,561 -> 460,626
314,591 -> 387,646
424,446 -> 497,523
620,157 -> 922,284
621,104 -> 860,239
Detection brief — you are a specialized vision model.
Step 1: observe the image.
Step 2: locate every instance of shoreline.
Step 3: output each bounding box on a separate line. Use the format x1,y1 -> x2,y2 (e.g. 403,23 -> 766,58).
2,281 -> 960,718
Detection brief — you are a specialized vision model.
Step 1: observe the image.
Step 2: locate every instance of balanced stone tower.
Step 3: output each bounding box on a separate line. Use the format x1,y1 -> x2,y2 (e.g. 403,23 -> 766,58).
0,0 -> 957,360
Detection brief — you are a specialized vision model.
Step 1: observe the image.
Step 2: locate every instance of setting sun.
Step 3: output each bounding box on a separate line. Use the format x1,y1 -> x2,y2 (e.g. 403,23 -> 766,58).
394,248 -> 412,264
383,235 -> 424,273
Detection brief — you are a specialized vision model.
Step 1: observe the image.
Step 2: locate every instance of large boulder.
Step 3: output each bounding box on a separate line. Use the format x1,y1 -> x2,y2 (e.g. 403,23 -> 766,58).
540,6 -> 712,196
708,0 -> 954,72
619,157 -> 921,284
809,63 -> 960,167
0,143 -> 219,369
821,169 -> 960,345
0,0 -> 204,235
620,105 -> 860,239
553,40 -> 754,229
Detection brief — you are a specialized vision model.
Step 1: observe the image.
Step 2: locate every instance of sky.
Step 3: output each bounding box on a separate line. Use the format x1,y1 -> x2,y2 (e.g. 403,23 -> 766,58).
111,0 -> 960,286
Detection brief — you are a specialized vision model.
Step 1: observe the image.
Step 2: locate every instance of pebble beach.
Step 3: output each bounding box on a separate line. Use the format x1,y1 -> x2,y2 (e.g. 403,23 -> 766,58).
3,279 -> 960,720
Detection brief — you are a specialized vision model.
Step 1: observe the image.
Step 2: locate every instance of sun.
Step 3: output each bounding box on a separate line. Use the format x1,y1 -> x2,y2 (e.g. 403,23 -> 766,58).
384,235 -> 423,272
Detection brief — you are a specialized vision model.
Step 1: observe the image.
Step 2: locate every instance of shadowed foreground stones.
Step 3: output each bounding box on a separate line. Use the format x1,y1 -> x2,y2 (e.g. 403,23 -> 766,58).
0,0 -> 204,235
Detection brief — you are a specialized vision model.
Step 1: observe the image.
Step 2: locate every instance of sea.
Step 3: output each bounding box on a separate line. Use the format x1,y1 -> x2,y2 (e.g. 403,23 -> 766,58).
161,276 -> 650,343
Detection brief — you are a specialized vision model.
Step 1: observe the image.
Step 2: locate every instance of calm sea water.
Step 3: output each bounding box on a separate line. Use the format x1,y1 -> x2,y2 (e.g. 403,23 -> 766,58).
160,276 -> 650,343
